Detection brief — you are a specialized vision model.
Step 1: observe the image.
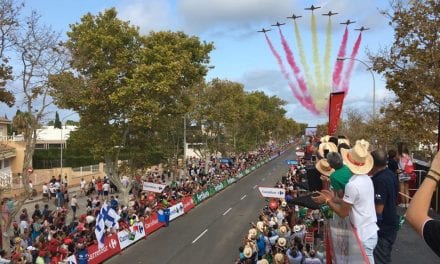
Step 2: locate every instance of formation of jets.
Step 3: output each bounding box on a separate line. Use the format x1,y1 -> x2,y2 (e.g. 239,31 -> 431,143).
257,7 -> 369,33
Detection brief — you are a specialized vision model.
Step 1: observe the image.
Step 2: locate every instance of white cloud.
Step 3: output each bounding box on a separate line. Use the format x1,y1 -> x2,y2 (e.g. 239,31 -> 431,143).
117,0 -> 176,34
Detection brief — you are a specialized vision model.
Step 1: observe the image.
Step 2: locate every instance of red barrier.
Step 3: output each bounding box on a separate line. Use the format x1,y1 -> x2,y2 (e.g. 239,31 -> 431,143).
182,196 -> 195,213
144,212 -> 164,235
88,233 -> 121,264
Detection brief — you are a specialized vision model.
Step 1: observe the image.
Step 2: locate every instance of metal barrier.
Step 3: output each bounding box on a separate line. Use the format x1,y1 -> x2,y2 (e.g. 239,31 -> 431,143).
71,164 -> 100,176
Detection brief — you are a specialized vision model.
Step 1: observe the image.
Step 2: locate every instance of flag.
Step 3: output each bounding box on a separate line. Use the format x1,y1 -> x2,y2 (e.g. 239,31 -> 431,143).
328,92 -> 345,135
95,203 -> 121,248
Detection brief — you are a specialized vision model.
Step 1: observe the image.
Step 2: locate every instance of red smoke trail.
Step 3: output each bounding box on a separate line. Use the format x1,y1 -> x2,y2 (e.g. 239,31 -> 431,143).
332,27 -> 349,92
278,29 -> 316,109
264,34 -> 319,114
341,33 -> 362,93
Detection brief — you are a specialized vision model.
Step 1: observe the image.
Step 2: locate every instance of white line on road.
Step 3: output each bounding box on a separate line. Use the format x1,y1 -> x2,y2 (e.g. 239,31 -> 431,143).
192,229 -> 208,244
253,185 -> 258,189
223,208 -> 232,216
240,194 -> 247,200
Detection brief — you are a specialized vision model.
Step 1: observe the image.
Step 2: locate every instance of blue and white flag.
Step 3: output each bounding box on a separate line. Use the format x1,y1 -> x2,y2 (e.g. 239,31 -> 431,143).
95,203 -> 121,248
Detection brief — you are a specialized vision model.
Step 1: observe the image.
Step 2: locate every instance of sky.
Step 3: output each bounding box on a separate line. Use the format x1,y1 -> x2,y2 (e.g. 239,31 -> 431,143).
2,0 -> 396,126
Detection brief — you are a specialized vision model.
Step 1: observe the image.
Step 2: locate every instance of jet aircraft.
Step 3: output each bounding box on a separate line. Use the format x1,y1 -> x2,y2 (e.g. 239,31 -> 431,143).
271,22 -> 286,27
340,20 -> 356,25
257,28 -> 271,33
286,14 -> 302,20
305,5 -> 321,11
355,26 -> 370,31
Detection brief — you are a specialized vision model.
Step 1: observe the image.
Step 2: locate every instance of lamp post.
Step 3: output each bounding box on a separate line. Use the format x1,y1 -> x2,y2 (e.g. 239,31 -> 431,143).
337,57 -> 376,119
60,112 -> 76,176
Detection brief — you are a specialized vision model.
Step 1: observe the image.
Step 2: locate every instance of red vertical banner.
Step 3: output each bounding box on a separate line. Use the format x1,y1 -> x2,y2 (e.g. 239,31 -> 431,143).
328,92 -> 345,135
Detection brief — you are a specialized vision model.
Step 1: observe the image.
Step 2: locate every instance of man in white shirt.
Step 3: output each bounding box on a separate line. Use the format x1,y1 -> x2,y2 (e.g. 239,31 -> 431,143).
103,181 -> 110,199
313,140 -> 378,263
42,183 -> 49,202
80,178 -> 86,196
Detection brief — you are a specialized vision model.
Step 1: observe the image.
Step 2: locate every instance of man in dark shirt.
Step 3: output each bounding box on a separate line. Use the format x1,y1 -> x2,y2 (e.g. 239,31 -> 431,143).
370,149 -> 399,264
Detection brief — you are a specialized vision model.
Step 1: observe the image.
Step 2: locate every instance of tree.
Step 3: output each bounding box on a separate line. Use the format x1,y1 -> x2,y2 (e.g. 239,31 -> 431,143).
50,8 -> 213,204
369,0 -> 439,146
54,111 -> 61,128
1,10 -> 68,253
0,0 -> 23,107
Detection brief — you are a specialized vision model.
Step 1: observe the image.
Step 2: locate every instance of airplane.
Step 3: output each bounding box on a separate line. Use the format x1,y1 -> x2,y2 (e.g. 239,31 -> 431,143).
257,28 -> 271,33
271,21 -> 286,27
286,14 -> 302,20
304,5 -> 321,11
340,19 -> 356,25
355,26 -> 370,31
322,11 -> 338,16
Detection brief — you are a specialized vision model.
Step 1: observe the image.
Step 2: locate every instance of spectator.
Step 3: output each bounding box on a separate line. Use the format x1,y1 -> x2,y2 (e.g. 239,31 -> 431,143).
397,145 -> 414,207
0,249 -> 10,263
103,180 -> 110,199
327,152 -> 352,198
286,246 -> 302,264
370,149 -> 399,264
303,250 -> 321,264
313,140 -> 378,264
406,150 -> 440,257
71,194 -> 79,219
80,178 -> 86,197
42,182 -> 49,202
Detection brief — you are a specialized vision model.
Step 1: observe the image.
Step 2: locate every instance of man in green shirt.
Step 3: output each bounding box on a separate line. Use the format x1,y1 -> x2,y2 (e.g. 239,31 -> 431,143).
327,152 -> 352,198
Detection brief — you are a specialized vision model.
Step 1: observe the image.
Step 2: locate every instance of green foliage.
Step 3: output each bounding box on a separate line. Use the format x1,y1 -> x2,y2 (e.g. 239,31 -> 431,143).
370,0 -> 439,146
54,111 -> 61,128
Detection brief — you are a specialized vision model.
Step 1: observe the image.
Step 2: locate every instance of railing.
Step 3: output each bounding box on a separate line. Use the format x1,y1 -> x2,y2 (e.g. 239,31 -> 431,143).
71,164 -> 100,177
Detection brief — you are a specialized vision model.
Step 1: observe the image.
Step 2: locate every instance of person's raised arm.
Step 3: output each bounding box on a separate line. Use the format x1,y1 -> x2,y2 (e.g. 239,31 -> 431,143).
406,151 -> 440,236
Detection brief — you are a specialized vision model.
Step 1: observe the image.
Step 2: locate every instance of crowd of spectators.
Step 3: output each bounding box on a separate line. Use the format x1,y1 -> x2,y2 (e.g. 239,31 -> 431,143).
1,144 -> 288,263
236,155 -> 326,264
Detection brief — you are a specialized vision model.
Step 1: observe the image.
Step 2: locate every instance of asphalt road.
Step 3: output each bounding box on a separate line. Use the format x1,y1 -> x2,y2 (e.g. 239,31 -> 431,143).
106,151 -> 293,264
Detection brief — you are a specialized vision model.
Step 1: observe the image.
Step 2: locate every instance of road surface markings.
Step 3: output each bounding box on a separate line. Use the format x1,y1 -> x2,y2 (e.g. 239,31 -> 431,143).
240,194 -> 247,200
223,208 -> 232,216
261,178 -> 266,181
192,229 -> 208,244
253,185 -> 258,189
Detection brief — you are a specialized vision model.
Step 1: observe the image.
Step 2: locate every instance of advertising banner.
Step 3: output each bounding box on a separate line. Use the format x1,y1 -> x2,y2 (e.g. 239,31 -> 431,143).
237,173 -> 244,179
142,181 -> 166,193
182,196 -> 195,213
258,187 -> 286,199
195,190 -> 210,204
227,177 -> 236,185
88,233 -> 121,264
213,182 -> 224,192
169,202 -> 185,221
144,213 -> 163,235
117,222 -> 146,249
328,92 -> 345,135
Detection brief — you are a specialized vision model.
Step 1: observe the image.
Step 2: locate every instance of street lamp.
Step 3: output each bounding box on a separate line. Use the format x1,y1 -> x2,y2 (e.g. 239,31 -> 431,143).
337,57 -> 376,119
60,112 -> 76,176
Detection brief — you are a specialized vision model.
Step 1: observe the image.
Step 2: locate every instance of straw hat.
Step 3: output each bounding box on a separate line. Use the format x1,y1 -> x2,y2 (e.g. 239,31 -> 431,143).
243,245 -> 253,258
281,201 -> 287,208
277,237 -> 287,247
279,225 -> 288,234
315,159 -> 335,177
248,228 -> 257,237
256,221 -> 265,232
341,139 -> 373,175
293,225 -> 302,232
320,135 -> 331,143
259,259 -> 269,264
318,142 -> 338,158
274,253 -> 285,263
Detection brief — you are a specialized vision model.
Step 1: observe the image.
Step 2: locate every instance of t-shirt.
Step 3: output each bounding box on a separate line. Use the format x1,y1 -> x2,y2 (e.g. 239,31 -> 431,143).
42,185 -> 48,194
343,175 -> 378,242
303,257 -> 322,264
103,183 -> 110,192
372,168 -> 398,241
76,249 -> 89,264
80,180 -> 86,189
329,165 -> 352,192
423,219 -> 440,257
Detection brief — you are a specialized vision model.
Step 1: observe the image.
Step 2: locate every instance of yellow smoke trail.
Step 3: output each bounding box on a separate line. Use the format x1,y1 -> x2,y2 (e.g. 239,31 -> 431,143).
293,21 -> 314,93
324,17 -> 332,96
311,12 -> 324,111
